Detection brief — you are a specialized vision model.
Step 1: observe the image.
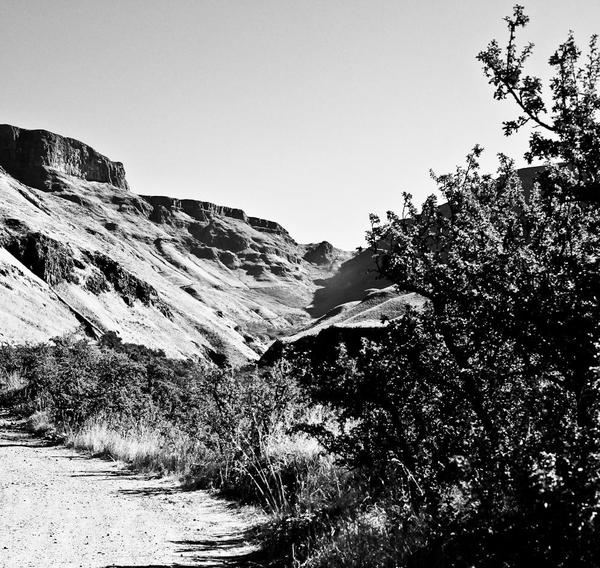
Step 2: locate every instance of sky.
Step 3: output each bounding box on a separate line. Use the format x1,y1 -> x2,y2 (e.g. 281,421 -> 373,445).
1,1 -> 600,250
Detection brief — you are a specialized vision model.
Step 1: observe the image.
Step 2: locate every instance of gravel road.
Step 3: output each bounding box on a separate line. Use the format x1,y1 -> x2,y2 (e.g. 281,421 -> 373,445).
0,412 -> 261,567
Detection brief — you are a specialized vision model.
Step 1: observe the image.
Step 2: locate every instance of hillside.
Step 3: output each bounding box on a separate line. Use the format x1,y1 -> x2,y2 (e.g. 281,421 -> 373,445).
0,124 -> 349,364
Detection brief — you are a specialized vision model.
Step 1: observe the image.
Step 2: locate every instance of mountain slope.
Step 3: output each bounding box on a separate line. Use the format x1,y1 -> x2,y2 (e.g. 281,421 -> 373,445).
0,125 -> 346,364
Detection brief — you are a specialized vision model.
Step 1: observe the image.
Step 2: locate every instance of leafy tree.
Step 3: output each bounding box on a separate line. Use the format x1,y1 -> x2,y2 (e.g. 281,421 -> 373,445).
477,4 -> 600,201
294,6 -> 600,566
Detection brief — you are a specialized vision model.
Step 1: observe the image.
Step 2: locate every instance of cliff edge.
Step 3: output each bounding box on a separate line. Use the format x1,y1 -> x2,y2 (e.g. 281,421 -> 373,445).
0,124 -> 129,191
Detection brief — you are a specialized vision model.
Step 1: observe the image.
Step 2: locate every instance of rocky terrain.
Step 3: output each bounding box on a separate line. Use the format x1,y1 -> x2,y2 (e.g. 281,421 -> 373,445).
0,125 -> 364,364
0,124 -> 129,192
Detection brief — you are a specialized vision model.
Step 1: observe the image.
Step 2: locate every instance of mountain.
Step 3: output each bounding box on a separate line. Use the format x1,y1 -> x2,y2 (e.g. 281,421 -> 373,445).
0,124 -> 349,365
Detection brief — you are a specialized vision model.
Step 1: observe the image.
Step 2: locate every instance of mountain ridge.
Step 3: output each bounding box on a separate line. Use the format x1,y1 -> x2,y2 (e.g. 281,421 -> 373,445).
0,124 -> 350,364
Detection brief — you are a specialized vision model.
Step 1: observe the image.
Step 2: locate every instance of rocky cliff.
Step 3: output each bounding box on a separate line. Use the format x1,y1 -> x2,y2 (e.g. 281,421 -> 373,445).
0,125 -> 129,191
142,196 -> 291,238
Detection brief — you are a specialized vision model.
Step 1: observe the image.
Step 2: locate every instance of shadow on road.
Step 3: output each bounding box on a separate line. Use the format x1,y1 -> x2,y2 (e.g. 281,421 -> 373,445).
104,565 -> 200,568
105,558 -> 263,568
170,534 -> 265,567
118,484 -> 185,496
0,439 -> 60,448
173,535 -> 250,553
1,410 -> 264,567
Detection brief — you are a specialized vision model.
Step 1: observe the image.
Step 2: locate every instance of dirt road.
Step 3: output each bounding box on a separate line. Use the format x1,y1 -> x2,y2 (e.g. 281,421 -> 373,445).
0,412 -> 262,567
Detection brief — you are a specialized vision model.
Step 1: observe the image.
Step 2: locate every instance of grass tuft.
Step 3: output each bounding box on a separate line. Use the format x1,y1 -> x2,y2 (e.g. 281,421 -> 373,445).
26,410 -> 55,436
67,415 -> 200,474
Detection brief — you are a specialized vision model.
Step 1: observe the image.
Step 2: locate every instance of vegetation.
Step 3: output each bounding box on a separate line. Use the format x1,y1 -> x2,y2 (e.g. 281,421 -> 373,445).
0,333 -> 348,564
1,5 -> 599,567
0,336 -> 310,500
283,6 -> 600,566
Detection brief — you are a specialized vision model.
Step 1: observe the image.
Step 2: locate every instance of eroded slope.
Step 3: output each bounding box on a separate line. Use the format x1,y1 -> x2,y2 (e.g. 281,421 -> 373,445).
0,125 -> 346,364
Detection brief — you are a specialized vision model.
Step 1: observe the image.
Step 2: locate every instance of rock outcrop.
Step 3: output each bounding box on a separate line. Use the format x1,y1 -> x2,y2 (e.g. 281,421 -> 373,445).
0,125 -> 129,191
142,195 -> 291,237
4,232 -> 76,287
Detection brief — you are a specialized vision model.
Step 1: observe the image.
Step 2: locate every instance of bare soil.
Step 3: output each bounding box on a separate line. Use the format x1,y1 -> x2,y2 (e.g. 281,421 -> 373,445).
0,411 -> 262,568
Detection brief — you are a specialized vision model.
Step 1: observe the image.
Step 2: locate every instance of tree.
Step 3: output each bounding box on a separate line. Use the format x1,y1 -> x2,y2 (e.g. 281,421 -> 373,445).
297,6 -> 600,566
477,4 -> 600,201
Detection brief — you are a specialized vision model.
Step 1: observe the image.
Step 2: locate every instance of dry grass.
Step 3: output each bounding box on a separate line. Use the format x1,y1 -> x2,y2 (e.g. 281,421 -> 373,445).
26,410 -> 55,436
67,415 -> 201,474
231,405 -> 348,525
0,370 -> 27,392
234,428 -> 322,515
0,370 -> 28,406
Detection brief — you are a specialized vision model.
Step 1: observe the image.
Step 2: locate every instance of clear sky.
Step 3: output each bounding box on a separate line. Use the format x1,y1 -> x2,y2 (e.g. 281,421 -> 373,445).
1,1 -> 599,249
